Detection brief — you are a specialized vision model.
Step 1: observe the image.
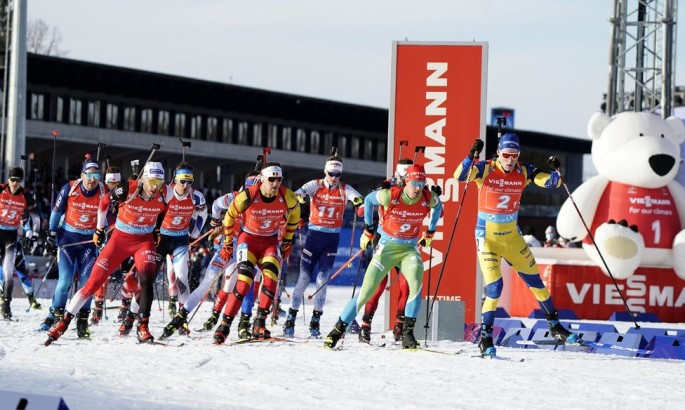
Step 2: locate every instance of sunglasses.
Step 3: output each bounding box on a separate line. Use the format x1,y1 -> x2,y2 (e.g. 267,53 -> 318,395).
147,179 -> 164,187
327,172 -> 342,178
84,172 -> 101,179
178,179 -> 193,185
9,177 -> 22,182
267,177 -> 283,183
500,152 -> 520,160
408,180 -> 426,188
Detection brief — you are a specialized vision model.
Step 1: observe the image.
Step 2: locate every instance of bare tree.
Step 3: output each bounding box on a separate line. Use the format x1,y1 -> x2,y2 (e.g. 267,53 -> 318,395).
27,18 -> 66,56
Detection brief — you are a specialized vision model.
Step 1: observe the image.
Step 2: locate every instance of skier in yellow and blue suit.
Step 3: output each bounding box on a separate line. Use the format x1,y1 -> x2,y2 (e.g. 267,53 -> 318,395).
454,133 -> 580,357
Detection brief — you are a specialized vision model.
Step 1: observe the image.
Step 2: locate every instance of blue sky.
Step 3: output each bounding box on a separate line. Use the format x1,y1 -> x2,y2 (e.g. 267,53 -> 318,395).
29,0 -> 685,140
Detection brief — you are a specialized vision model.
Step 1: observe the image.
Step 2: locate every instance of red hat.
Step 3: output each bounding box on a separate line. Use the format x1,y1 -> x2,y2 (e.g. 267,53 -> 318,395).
405,164 -> 426,182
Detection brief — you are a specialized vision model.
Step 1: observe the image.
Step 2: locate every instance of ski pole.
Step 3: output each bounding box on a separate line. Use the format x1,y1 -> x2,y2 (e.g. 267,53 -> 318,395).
186,264 -> 238,326
554,165 -> 640,329
347,208 -> 358,268
423,245 -> 433,347
307,248 -> 364,300
50,130 -> 58,208
179,138 -> 191,162
26,256 -> 57,313
426,146 -> 481,328
189,227 -> 217,248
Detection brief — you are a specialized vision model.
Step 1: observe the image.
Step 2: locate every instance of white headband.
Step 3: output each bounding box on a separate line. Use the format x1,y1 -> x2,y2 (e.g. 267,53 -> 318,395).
261,165 -> 283,179
325,160 -> 343,174
105,173 -> 121,183
395,163 -> 410,178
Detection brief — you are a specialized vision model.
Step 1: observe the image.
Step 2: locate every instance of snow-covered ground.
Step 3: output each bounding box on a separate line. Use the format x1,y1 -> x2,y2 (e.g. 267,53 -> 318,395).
1,286 -> 684,410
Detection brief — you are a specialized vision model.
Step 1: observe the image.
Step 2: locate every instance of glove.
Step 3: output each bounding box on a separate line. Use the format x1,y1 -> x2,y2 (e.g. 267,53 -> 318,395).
547,156 -> 561,171
110,183 -> 129,201
356,206 -> 364,218
352,196 -> 364,208
219,242 -> 234,261
210,217 -> 222,228
545,171 -> 560,188
93,229 -> 105,247
360,225 -> 375,250
419,230 -> 435,247
280,239 -> 293,260
45,231 -> 58,256
298,219 -> 306,229
430,185 -> 442,196
377,180 -> 391,190
296,194 -> 306,204
468,139 -> 484,160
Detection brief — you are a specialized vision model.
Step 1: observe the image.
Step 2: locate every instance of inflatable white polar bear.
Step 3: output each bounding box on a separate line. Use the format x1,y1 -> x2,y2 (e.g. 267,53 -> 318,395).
557,111 -> 685,280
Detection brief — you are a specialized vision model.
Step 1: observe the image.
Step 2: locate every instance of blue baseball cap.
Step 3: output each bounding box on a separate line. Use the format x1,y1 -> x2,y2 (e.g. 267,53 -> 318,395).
82,159 -> 100,172
498,133 -> 520,151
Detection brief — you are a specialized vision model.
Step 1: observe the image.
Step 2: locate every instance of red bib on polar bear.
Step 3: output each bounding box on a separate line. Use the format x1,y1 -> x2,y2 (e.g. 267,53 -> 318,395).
585,181 -> 681,249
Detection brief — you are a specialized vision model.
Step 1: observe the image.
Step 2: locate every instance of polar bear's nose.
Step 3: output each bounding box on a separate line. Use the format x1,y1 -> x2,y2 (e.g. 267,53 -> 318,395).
649,154 -> 675,176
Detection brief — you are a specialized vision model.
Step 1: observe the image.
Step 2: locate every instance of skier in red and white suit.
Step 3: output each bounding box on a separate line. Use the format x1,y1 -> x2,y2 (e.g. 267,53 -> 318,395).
46,162 -> 168,345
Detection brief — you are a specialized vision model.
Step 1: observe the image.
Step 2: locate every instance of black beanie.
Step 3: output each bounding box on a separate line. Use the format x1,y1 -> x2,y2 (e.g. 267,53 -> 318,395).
9,167 -> 24,179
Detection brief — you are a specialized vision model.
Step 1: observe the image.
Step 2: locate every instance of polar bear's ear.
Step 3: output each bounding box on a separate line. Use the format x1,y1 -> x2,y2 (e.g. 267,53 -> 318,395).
587,112 -> 611,140
665,116 -> 685,144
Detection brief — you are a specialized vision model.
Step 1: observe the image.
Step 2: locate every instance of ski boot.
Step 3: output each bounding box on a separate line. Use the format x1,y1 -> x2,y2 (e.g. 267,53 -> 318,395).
392,314 -> 405,342
547,310 -> 581,344
45,312 -> 74,346
202,309 -> 220,331
160,307 -> 188,340
359,314 -> 373,343
282,308 -> 298,337
323,319 -> 348,349
76,309 -> 91,339
119,311 -> 136,336
478,324 -> 496,357
237,313 -> 252,340
27,292 -> 42,310
118,298 -> 131,321
168,296 -> 178,317
309,310 -> 323,338
251,308 -> 271,339
1,296 -> 11,320
136,315 -> 154,343
40,307 -> 64,331
91,300 -> 104,325
401,317 -> 418,349
213,314 -> 234,345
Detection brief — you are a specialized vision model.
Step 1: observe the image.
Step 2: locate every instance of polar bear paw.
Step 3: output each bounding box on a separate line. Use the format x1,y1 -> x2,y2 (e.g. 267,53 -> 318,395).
582,219 -> 645,279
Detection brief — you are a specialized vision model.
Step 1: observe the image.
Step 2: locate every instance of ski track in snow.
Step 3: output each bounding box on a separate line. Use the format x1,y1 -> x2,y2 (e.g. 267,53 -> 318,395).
1,286 -> 684,410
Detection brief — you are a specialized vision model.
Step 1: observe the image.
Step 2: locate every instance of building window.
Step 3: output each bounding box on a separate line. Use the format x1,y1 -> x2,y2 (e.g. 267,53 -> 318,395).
377,140 -> 386,162
337,135 -> 347,157
123,107 -> 136,131
350,136 -> 360,159
190,115 -> 203,139
282,127 -> 292,150
141,108 -> 153,133
268,124 -> 279,149
30,93 -> 44,120
106,103 -> 118,129
222,118 -> 233,143
296,129 -> 307,152
56,96 -> 64,123
87,101 -> 100,127
207,117 -> 218,141
363,139 -> 374,160
237,121 -> 249,145
310,131 -> 321,155
158,110 -> 170,135
252,123 -> 263,146
174,113 -> 186,138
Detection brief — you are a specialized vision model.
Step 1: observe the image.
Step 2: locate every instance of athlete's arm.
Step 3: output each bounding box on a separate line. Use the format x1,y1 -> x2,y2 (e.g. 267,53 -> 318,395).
190,190 -> 208,238
427,192 -> 443,231
524,163 -> 561,188
283,189 -> 301,241
49,183 -> 71,231
223,189 -> 251,244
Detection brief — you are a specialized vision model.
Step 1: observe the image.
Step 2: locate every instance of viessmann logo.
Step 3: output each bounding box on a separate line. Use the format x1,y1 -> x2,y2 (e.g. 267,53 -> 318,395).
495,179 -> 523,188
251,209 -> 282,215
566,274 -> 685,311
629,196 -> 672,207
